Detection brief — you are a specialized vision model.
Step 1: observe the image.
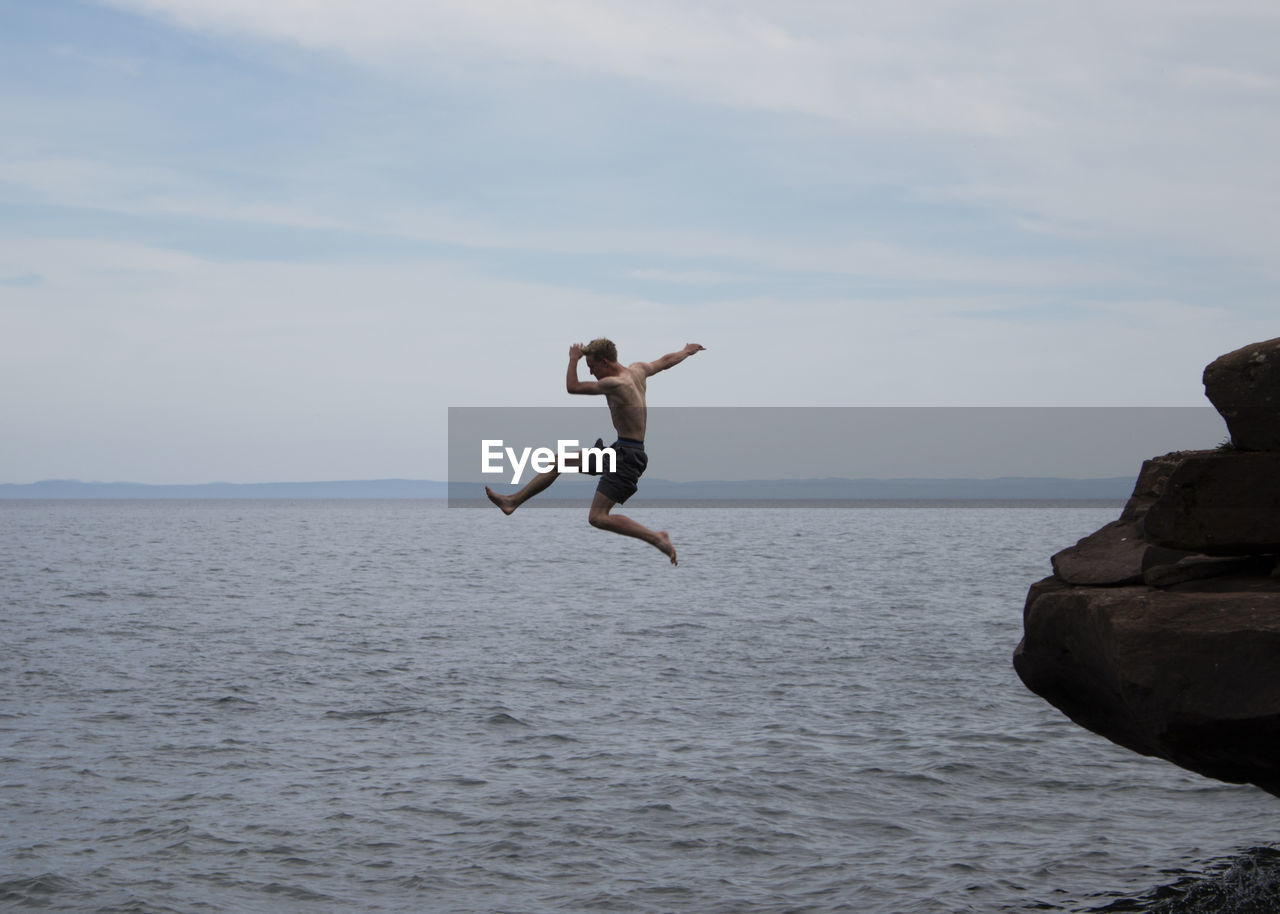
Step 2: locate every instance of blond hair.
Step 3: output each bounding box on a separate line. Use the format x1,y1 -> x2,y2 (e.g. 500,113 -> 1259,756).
580,338 -> 617,362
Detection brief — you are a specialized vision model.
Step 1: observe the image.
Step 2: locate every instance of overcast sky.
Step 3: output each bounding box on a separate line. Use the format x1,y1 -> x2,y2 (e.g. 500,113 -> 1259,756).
2,1 -> 1277,483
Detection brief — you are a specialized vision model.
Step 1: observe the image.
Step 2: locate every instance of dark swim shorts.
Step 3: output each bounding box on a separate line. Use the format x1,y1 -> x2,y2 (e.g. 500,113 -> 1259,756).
583,436 -> 647,504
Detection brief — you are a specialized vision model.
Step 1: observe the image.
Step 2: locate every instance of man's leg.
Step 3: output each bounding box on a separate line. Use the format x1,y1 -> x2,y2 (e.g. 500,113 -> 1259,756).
486,451 -> 584,514
485,468 -> 559,515
587,490 -> 677,565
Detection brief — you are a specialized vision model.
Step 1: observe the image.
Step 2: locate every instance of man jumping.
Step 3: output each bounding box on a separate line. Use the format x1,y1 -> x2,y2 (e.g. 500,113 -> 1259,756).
485,338 -> 706,565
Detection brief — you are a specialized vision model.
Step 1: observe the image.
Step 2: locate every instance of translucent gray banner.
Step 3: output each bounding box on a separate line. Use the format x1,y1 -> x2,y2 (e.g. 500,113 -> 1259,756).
448,406 -> 1226,506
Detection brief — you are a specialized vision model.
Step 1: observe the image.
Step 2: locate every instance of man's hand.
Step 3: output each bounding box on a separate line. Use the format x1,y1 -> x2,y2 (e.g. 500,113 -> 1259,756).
569,343 -> 584,361
683,343 -> 706,355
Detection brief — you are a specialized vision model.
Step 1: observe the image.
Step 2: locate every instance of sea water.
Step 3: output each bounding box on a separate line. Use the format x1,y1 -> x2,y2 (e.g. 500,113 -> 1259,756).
2,500 -> 1277,913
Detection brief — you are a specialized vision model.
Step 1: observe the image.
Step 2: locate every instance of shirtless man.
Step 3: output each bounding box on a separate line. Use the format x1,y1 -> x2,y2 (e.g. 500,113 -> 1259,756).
485,339 -> 706,565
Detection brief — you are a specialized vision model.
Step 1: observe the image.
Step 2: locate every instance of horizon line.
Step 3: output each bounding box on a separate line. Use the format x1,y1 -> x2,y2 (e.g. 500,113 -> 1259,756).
0,474 -> 1141,487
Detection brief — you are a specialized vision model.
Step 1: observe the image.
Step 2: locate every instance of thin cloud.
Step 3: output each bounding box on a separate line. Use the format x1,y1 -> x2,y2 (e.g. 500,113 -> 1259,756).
0,273 -> 45,287
97,1 -> 1040,133
92,0 -> 1280,262
1,150 -> 1143,291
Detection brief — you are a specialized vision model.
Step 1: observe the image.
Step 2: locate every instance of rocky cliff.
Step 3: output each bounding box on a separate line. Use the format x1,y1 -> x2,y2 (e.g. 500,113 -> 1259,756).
1014,337 -> 1280,795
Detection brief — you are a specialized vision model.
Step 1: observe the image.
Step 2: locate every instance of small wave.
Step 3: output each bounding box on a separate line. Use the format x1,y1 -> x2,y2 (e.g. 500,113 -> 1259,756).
94,899 -> 188,914
259,882 -> 335,902
323,706 -> 422,720
0,872 -> 80,902
634,802 -> 677,813
669,837 -> 710,849
507,731 -> 577,745
634,883 -> 698,896
486,712 -> 528,726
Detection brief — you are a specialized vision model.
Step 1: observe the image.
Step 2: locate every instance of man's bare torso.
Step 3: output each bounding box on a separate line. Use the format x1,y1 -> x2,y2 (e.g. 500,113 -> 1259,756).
601,363 -> 649,440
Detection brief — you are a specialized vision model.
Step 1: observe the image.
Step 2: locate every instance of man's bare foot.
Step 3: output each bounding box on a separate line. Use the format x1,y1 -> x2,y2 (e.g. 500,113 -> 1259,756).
654,531 -> 677,566
485,487 -> 516,516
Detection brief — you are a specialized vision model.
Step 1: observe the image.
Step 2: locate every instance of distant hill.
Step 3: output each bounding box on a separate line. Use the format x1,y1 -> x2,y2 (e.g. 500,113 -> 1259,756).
0,479 -> 450,499
1,476 -> 1136,500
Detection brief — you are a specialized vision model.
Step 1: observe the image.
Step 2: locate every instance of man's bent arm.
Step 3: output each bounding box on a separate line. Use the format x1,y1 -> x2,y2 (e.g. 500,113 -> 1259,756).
566,343 -> 603,395
642,343 -> 706,377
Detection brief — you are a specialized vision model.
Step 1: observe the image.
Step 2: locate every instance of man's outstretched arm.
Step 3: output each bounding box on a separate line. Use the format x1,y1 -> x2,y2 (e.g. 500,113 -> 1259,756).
641,343 -> 706,377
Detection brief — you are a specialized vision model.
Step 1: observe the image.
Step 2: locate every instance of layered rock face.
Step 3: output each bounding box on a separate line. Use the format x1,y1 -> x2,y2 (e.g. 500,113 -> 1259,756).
1015,337 -> 1280,795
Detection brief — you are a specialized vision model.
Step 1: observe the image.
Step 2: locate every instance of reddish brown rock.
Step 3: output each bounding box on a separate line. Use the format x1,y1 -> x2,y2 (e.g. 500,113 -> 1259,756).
1051,519 -> 1191,586
1048,455 -> 1199,585
1142,451 -> 1280,554
1015,582 -> 1280,795
1203,337 -> 1280,450
1118,451 -> 1190,522
1143,554 -> 1276,588
1016,340 -> 1280,794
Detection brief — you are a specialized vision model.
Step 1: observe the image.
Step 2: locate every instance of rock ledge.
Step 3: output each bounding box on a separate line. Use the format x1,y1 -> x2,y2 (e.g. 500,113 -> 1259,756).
1015,338 -> 1280,795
